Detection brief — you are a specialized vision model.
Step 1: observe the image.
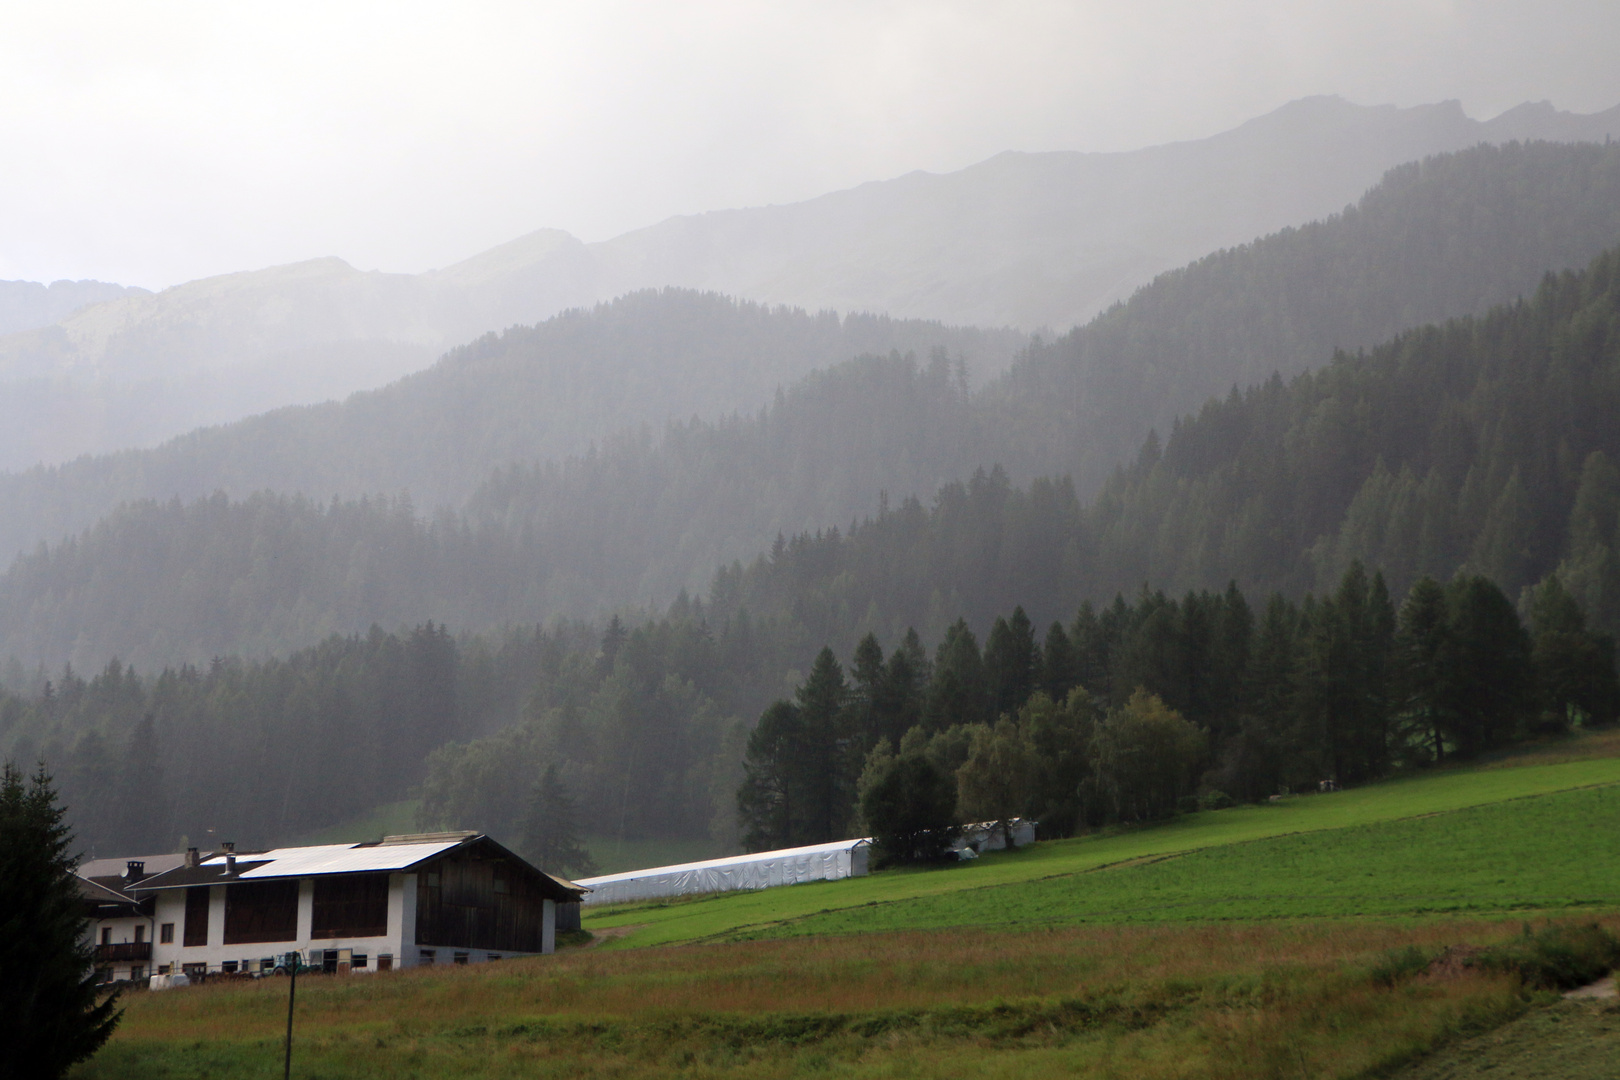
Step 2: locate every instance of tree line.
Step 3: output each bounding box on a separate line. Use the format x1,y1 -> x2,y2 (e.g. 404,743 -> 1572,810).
737,565 -> 1618,859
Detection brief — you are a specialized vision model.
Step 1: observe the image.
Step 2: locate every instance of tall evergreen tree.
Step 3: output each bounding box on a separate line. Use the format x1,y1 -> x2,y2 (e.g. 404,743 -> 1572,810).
0,763 -> 121,1078
736,700 -> 803,852
1526,575 -> 1620,729
1395,577 -> 1452,763
982,606 -> 1039,719
924,619 -> 989,730
1039,621 -> 1079,704
1443,575 -> 1535,756
794,647 -> 855,843
518,764 -> 599,879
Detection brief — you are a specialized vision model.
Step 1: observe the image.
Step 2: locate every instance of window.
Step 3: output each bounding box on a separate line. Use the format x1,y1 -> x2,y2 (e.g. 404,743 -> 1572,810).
160,923 -> 174,944
134,924 -> 145,944
419,949 -> 435,965
158,964 -> 171,976
487,954 -> 501,962
181,963 -> 206,977
352,954 -> 368,969
377,954 -> 393,971
453,952 -> 469,965
221,960 -> 238,973
100,927 -> 111,946
130,966 -> 145,982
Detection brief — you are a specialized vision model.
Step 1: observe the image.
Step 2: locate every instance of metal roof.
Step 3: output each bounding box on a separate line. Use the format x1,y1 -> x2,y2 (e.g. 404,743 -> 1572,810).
129,834 -> 588,901
79,852 -> 187,880
233,841 -> 462,879
77,876 -> 142,907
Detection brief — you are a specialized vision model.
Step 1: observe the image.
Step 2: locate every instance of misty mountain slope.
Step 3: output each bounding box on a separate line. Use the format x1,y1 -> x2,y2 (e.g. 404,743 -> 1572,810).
3,96 -> 1616,470
713,243 -> 1620,656
5,239 -> 1619,675
0,293 -> 1022,563
0,278 -> 148,336
584,96 -> 1620,331
2,140 -> 1619,670
0,350 -> 988,671
982,139 -> 1620,494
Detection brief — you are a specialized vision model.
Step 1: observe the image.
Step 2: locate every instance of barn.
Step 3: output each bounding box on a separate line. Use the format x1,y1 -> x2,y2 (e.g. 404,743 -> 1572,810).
83,831 -> 585,980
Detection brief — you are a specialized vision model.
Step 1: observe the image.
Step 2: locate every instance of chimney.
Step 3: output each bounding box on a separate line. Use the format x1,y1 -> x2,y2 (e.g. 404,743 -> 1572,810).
184,847 -> 199,868
125,860 -> 145,883
224,842 -> 237,873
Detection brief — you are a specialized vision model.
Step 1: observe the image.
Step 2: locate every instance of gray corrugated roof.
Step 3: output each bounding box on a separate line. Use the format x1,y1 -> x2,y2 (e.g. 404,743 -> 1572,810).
79,852 -> 187,880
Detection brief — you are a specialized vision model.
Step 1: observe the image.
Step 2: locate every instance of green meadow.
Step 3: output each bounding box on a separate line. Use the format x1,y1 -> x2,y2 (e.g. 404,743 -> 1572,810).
585,750 -> 1620,947
72,737 -> 1620,1080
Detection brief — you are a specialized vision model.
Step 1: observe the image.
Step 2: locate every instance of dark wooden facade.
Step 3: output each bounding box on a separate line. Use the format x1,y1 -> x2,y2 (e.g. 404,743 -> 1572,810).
224,880 -> 299,944
183,886 -> 210,947
415,842 -> 554,953
312,873 -> 390,939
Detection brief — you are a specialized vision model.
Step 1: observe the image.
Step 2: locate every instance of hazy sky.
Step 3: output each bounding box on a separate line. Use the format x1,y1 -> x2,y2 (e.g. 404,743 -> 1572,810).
3,1 -> 1618,289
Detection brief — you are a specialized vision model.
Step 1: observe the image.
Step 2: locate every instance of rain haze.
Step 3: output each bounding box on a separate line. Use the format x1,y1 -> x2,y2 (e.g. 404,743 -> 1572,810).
3,0 -> 1619,288
9,6 -> 1620,1070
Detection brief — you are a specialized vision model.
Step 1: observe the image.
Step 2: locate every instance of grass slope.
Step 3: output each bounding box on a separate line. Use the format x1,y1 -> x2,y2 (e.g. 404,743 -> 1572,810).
739,784 -> 1620,940
75,919 -> 1551,1080
72,742 -> 1620,1079
587,753 -> 1620,948
1391,998 -> 1620,1079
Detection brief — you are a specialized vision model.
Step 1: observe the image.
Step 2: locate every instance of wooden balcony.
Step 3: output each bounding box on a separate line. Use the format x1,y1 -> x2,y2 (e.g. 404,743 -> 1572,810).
94,941 -> 151,963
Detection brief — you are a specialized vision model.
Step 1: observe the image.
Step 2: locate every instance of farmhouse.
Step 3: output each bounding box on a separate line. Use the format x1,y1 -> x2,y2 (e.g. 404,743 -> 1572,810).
79,832 -> 585,982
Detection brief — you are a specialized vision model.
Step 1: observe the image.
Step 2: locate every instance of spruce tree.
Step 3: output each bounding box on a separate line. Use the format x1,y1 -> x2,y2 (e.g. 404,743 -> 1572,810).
0,763 -> 121,1078
1395,577 -> 1452,762
982,606 -> 1038,719
518,764 -> 599,879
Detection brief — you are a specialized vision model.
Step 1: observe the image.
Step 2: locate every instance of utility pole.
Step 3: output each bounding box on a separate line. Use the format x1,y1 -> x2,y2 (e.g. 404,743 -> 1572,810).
284,954 -> 298,1080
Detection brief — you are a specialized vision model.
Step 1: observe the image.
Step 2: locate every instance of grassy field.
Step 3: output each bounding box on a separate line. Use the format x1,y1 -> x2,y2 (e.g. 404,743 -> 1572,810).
75,918 -> 1561,1080
586,751 -> 1620,948
728,784 -> 1620,940
1391,997 -> 1620,1078
72,735 -> 1620,1079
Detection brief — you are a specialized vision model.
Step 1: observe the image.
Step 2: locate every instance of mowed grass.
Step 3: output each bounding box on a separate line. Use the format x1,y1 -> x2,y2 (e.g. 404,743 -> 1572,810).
587,751 -> 1620,948
736,784 -> 1620,940
74,917 -> 1563,1080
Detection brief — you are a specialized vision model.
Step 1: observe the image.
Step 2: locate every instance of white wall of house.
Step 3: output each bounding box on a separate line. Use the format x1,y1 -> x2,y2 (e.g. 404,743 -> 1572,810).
87,913 -> 156,982
129,870 -> 552,976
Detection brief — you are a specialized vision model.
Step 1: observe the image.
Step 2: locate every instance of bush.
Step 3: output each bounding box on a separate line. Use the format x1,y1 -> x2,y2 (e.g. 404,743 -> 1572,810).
1469,922 -> 1620,990
1370,944 -> 1431,987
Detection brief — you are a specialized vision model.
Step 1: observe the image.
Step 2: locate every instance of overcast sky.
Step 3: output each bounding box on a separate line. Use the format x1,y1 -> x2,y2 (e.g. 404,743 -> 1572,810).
3,0 -> 1618,289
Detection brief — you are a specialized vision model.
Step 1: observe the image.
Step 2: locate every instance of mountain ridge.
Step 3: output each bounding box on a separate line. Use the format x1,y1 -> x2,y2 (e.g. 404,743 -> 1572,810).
3,95 -> 1617,469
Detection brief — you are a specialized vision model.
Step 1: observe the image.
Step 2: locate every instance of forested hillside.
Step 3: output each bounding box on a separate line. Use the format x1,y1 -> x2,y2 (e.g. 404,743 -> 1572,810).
0,142 -> 1616,673
5,243 -> 1620,856
984,139 -> 1620,492
0,294 -> 1020,563
716,245 -> 1620,654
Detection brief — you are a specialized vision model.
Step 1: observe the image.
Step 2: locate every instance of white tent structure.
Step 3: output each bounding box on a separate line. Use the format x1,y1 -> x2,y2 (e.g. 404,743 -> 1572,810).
576,838 -> 871,906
